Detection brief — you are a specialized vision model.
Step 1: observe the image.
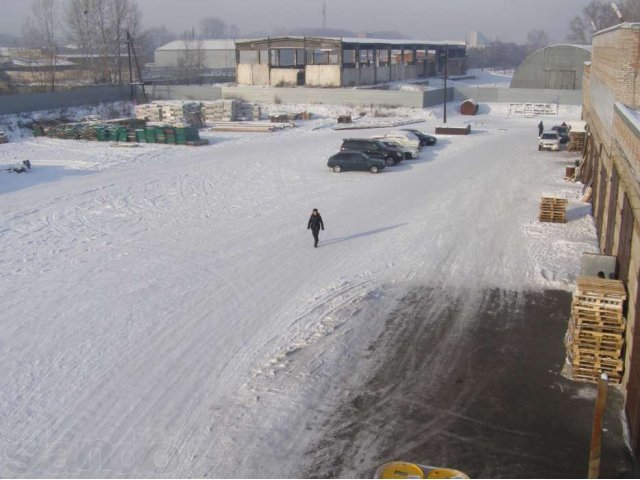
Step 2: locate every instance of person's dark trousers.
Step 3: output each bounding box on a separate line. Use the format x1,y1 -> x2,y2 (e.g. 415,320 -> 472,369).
311,227 -> 320,247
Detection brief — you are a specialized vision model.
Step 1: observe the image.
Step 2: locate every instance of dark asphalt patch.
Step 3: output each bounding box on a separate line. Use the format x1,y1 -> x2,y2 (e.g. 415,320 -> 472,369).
304,288 -> 636,478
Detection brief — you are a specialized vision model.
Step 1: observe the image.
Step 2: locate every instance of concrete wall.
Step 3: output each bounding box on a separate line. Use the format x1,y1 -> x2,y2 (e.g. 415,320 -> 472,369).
237,64 -> 270,85
220,86 -> 427,108
424,88 -> 454,107
144,83 -> 581,109
146,84 -> 223,101
270,68 -> 301,87
510,45 -> 591,90
0,85 -> 132,115
453,86 -> 583,105
305,65 -> 341,88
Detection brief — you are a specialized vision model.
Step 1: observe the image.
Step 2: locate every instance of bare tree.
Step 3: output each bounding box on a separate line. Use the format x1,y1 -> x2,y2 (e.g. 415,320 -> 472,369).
65,0 -> 141,84
177,30 -> 205,81
199,16 -> 239,39
23,0 -> 59,92
110,0 -> 141,83
567,0 -> 640,44
526,30 -> 550,52
137,25 -> 176,63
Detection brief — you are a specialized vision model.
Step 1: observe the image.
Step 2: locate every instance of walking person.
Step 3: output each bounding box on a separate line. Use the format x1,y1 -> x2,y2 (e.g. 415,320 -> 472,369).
307,208 -> 324,248
538,120 -> 544,137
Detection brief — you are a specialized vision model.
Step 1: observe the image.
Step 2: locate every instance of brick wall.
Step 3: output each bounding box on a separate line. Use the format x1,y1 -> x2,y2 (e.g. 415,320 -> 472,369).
583,24 -> 640,456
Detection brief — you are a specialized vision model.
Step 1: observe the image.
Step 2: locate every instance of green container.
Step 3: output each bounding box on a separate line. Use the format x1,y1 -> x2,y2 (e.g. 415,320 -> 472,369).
95,127 -> 107,141
145,127 -> 156,143
135,129 -> 146,142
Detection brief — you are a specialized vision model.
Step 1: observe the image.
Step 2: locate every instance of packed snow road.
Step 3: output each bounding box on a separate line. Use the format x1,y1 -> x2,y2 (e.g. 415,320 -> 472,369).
0,108 -> 596,477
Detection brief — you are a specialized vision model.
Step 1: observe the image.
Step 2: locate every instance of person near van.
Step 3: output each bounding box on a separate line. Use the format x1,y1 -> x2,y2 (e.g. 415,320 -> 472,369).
307,209 -> 324,248
538,121 -> 544,137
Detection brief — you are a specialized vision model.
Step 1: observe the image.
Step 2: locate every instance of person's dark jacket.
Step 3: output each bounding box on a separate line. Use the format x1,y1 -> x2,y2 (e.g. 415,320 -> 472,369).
307,214 -> 324,231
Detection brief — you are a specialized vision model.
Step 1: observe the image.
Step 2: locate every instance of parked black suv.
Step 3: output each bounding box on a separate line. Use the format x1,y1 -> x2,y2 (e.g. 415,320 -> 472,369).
327,151 -> 385,173
401,129 -> 437,146
340,138 -> 403,166
551,125 -> 570,144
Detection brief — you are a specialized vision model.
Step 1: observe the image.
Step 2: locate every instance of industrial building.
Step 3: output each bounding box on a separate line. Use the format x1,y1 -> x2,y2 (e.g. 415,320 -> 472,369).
579,22 -> 640,459
510,44 -> 591,90
234,36 -> 467,87
154,39 -> 238,70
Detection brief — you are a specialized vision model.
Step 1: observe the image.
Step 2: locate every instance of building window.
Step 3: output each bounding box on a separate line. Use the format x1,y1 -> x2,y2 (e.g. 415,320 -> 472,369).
343,49 -> 356,66
310,49 -> 340,65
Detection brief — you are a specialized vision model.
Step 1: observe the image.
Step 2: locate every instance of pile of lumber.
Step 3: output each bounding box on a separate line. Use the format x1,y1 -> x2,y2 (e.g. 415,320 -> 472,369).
539,195 -> 567,223
238,102 -> 261,120
135,104 -> 163,122
159,101 -> 201,124
565,277 -> 626,384
269,111 -> 311,123
31,120 -> 207,146
202,100 -> 241,122
208,121 -> 293,133
568,131 -> 586,152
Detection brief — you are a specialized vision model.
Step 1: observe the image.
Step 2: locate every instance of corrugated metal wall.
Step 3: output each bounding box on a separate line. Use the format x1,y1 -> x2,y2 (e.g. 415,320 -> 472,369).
0,85 -> 132,115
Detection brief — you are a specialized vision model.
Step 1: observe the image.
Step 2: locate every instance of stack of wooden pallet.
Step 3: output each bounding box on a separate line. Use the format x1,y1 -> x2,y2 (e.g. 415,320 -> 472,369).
202,100 -> 241,122
566,277 -> 626,384
568,131 -> 586,152
134,104 -> 162,122
238,103 -> 261,121
539,196 -> 567,223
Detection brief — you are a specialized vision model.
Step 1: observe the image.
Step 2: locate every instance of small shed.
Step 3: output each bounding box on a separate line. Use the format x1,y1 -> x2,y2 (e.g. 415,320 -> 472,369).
460,99 -> 479,115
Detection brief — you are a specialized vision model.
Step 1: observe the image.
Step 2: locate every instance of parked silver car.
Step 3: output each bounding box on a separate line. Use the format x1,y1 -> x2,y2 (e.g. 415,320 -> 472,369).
538,131 -> 561,151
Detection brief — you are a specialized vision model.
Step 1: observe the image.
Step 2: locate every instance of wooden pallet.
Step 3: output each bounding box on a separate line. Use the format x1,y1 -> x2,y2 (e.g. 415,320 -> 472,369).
575,277 -> 627,298
571,370 -> 622,384
539,196 -> 567,223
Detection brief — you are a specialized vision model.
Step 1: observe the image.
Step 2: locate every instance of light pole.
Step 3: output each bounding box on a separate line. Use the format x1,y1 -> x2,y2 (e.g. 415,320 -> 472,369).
442,44 -> 448,124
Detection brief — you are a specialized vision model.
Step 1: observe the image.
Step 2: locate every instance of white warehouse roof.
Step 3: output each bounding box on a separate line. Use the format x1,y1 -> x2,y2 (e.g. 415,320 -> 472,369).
157,39 -> 246,51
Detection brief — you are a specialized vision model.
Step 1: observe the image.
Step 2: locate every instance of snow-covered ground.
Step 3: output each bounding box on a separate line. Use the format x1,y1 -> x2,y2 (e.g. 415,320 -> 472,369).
0,102 -> 596,477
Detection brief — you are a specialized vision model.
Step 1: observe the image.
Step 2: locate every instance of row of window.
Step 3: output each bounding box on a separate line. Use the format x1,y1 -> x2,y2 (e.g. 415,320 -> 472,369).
238,48 -> 455,67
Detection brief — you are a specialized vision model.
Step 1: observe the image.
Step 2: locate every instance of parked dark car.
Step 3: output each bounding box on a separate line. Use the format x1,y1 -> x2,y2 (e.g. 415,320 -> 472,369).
381,141 -> 413,160
551,125 -> 570,144
401,128 -> 437,146
327,151 -> 385,173
340,138 -> 403,166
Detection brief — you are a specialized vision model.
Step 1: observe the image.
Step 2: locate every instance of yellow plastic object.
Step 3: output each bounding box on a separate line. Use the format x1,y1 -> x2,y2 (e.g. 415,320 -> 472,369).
376,462 -> 424,479
426,468 -> 468,479
375,462 -> 469,480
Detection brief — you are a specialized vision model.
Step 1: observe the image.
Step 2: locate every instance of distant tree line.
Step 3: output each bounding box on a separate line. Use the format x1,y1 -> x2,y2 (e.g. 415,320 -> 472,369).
466,29 -> 550,71
6,0 -> 640,93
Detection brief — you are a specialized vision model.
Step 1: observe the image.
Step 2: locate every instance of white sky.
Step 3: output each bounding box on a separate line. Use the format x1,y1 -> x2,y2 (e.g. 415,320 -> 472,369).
0,0 -> 592,43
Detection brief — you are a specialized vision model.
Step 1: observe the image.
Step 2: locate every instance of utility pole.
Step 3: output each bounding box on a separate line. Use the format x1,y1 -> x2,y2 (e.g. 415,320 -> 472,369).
588,373 -> 609,479
443,44 -> 448,124
322,1 -> 327,31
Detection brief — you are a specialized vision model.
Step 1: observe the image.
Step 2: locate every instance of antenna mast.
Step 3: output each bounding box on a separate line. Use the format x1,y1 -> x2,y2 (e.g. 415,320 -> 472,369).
322,2 -> 327,30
